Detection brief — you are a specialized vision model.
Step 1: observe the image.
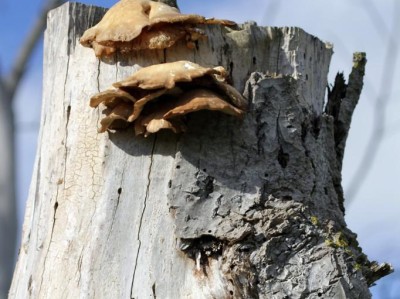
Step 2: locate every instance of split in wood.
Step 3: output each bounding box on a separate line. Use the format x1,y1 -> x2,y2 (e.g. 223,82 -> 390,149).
90,61 -> 247,137
79,0 -> 235,57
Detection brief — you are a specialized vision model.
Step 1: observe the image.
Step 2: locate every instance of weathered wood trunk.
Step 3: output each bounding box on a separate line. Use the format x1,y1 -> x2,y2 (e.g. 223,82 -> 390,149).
9,2 -> 390,299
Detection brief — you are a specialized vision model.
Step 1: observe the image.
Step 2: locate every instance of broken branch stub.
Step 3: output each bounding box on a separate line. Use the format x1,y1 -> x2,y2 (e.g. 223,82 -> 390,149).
79,0 -> 235,57
91,60 -> 246,136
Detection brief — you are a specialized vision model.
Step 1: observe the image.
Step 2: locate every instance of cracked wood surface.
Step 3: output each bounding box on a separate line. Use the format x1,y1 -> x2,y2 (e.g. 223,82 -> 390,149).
9,2 -> 388,299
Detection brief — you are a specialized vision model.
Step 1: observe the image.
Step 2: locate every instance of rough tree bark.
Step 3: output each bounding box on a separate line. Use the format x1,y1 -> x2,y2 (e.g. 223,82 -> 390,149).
9,3 -> 391,299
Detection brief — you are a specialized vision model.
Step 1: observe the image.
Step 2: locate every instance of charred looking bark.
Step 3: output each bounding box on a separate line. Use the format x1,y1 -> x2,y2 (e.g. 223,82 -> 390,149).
318,53 -> 393,285
326,52 -> 366,171
169,73 -> 392,298
325,52 -> 367,212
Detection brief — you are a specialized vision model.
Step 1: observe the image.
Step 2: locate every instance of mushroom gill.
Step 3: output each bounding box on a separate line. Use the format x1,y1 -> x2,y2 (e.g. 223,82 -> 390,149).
80,0 -> 235,57
90,60 -> 247,136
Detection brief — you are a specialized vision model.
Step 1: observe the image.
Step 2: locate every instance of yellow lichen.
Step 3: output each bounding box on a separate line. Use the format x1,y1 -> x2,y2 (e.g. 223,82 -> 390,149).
310,216 -> 319,226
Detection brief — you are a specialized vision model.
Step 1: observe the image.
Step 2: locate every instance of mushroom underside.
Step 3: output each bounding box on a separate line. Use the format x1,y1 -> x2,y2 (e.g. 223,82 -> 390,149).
91,61 -> 247,136
97,88 -> 244,136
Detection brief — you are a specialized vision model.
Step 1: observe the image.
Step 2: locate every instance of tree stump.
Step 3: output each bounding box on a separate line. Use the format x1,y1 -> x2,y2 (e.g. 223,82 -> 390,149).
9,3 -> 391,299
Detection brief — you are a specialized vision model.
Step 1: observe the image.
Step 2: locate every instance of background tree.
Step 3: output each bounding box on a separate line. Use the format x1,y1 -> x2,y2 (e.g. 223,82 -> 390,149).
0,1 -> 65,298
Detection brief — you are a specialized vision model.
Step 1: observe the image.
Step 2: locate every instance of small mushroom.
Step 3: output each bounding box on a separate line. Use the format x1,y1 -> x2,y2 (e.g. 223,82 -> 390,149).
134,98 -> 187,136
90,88 -> 136,108
99,101 -> 133,132
127,88 -> 169,122
80,0 -> 235,57
90,61 -> 247,136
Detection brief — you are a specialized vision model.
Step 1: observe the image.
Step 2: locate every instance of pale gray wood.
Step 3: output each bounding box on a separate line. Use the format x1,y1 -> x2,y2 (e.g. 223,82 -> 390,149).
9,2 -> 391,299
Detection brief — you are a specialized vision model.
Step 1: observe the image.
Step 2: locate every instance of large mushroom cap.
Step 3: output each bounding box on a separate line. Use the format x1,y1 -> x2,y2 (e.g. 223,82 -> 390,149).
113,60 -> 226,90
113,60 -> 247,110
163,89 -> 244,119
80,0 -> 150,47
147,1 -> 204,24
133,88 -> 243,137
80,0 -> 235,57
90,88 -> 136,108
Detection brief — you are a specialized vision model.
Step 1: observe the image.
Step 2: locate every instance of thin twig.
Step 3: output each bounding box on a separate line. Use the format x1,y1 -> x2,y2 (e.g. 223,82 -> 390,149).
262,0 -> 282,25
346,2 -> 399,203
359,0 -> 389,38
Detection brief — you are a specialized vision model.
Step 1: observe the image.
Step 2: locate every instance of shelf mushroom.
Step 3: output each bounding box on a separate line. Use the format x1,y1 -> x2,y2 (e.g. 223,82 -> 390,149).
80,0 -> 235,57
90,60 -> 247,136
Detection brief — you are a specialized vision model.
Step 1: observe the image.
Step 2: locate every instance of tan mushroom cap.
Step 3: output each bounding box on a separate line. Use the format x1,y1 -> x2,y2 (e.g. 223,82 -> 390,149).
113,60 -> 246,111
99,101 -> 133,133
127,88 -> 169,122
147,119 -> 179,135
163,89 -> 244,119
134,88 -> 243,137
113,61 -> 226,90
80,0 -> 235,57
90,88 -> 136,108
212,79 -> 248,110
135,116 -> 186,137
134,99 -> 187,136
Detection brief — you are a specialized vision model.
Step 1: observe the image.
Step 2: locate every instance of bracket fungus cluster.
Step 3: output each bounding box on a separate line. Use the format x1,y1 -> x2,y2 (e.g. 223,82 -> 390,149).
90,61 -> 247,136
83,1 -> 247,136
80,0 -> 235,57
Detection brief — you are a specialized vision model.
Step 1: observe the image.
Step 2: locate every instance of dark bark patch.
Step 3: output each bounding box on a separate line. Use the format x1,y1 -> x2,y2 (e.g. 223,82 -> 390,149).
191,172 -> 214,200
179,235 -> 224,273
277,147 -> 289,168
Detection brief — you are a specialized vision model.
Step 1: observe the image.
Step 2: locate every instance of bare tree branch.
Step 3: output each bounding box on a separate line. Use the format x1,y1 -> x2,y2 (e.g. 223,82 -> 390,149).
346,2 -> 399,203
325,53 -> 367,212
262,0 -> 282,25
0,1 -> 66,298
360,0 -> 389,38
2,0 -> 66,100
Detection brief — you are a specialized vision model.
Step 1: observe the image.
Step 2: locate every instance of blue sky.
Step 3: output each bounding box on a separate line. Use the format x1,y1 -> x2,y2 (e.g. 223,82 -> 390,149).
1,0 -> 399,297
